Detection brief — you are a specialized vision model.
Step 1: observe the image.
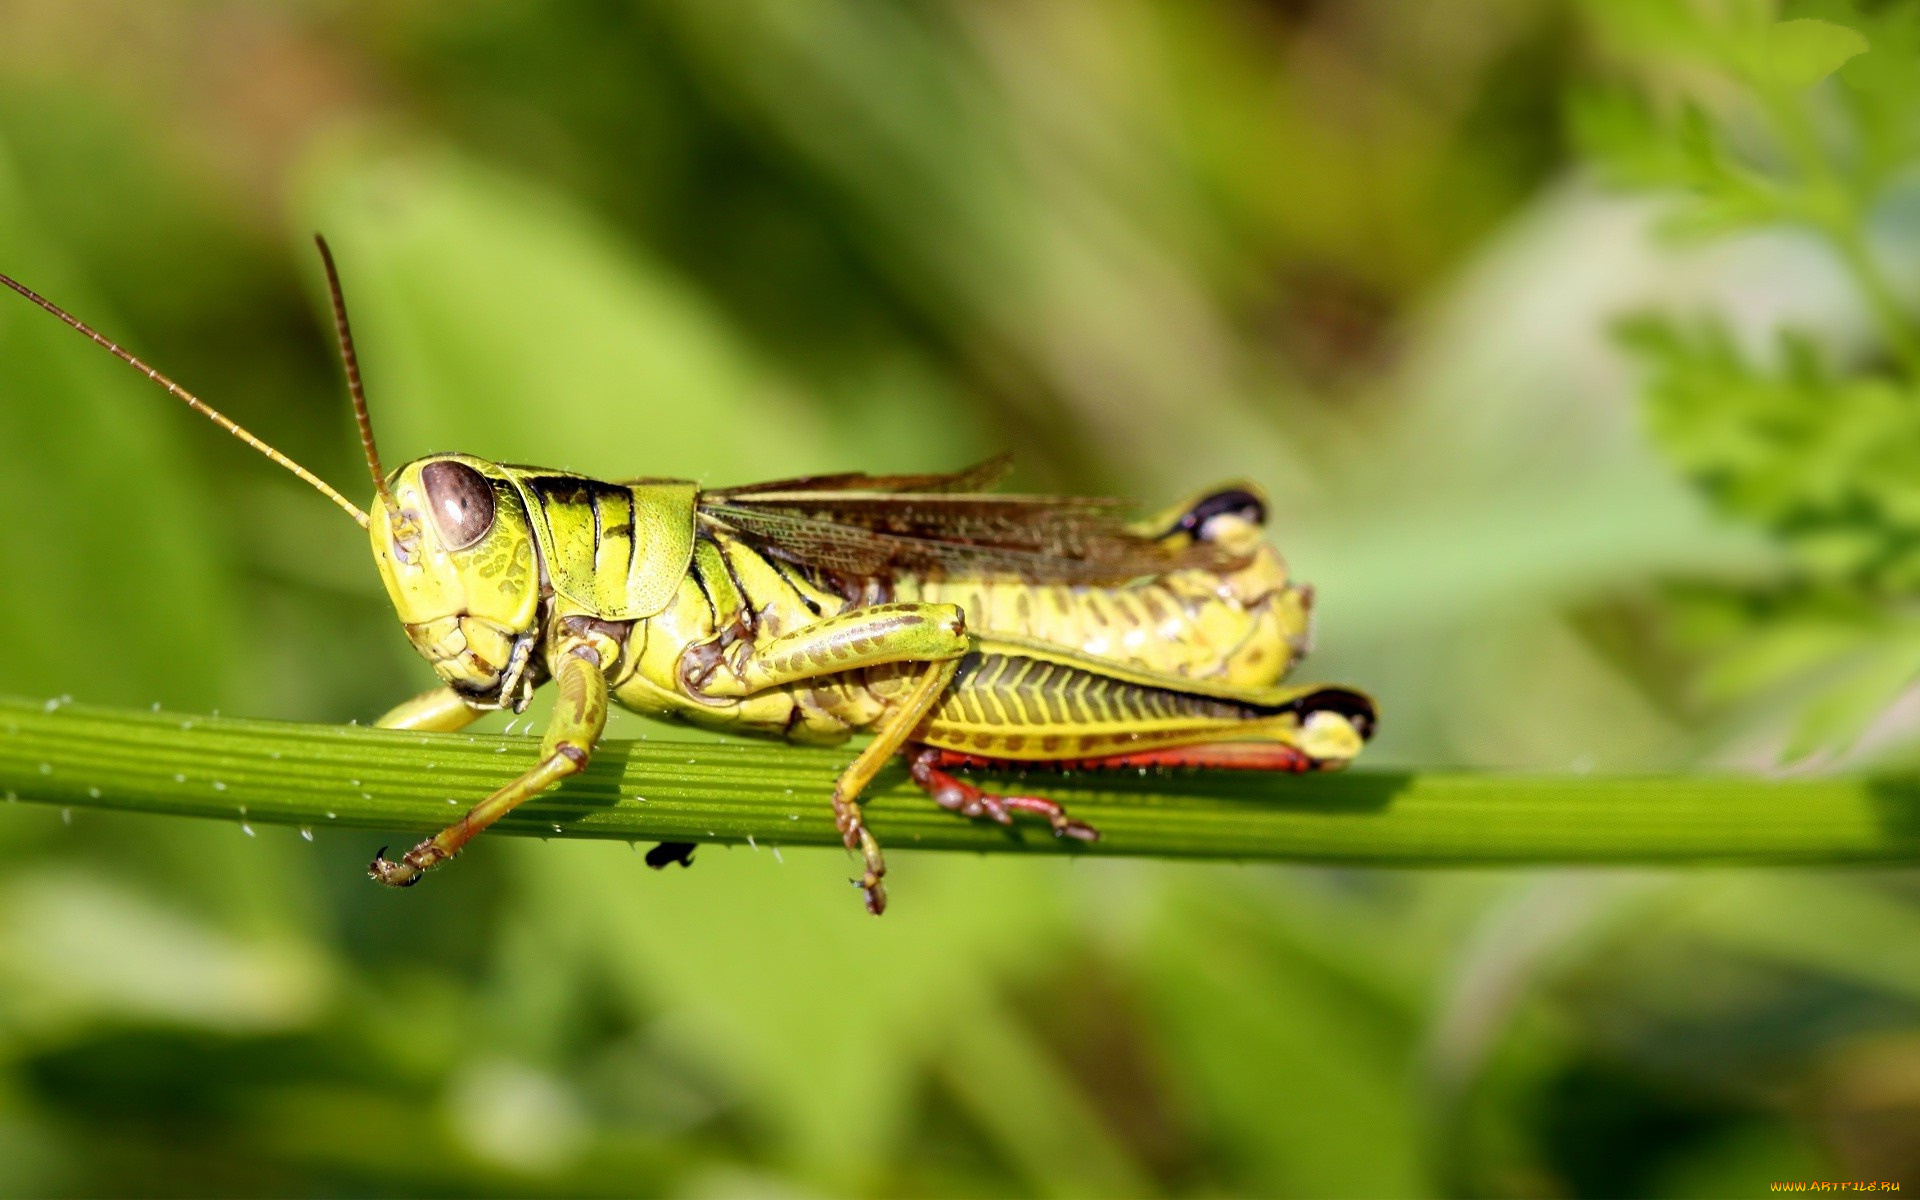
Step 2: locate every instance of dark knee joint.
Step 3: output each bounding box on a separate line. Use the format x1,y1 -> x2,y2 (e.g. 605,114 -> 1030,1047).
932,603 -> 967,640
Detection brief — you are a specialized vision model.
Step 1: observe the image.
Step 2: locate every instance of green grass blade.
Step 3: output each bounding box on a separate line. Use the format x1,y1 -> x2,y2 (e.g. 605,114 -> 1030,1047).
2,696 -> 1917,863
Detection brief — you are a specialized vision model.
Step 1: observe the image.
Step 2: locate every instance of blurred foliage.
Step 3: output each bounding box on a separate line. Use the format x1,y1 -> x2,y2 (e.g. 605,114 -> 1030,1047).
0,0 -> 1918,1196
1578,0 -> 1920,760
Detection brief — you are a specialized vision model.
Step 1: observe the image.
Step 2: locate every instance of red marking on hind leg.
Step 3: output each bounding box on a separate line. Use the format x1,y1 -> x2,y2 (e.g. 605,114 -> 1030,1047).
923,742 -> 1316,774
907,747 -> 1099,842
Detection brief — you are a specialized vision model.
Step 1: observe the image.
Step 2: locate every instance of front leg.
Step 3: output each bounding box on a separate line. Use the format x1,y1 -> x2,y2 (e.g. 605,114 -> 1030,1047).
370,636 -> 610,887
376,685 -> 487,733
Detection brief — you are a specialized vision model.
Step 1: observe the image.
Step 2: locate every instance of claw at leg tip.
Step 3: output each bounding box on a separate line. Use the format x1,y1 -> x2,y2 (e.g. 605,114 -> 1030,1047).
368,848 -> 421,888
850,875 -> 887,915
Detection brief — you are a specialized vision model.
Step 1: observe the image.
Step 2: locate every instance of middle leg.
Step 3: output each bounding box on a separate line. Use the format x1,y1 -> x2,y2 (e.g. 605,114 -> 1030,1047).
830,657 -> 960,915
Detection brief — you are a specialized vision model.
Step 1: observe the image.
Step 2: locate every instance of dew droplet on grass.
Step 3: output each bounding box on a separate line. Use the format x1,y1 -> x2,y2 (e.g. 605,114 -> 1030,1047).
212,781 -> 227,792
174,773 -> 186,783
299,827 -> 314,842
60,808 -> 71,824
37,763 -> 50,775
241,823 -> 255,837
325,811 -> 338,820
87,787 -> 101,799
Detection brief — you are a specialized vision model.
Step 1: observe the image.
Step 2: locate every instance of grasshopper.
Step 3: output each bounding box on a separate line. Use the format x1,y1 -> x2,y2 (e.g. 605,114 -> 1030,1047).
1,239 -> 1376,914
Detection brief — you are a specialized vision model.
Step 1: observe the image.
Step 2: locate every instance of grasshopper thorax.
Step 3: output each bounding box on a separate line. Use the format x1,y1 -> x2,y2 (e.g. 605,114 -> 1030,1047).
371,453 -> 543,707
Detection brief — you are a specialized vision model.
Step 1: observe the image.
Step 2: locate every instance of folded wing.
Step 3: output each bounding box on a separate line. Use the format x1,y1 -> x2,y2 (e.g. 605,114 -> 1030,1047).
699,456 -> 1242,583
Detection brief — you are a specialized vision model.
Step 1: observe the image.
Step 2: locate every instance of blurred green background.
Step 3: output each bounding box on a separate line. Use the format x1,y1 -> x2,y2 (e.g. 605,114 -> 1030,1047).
2,1 -> 1919,1195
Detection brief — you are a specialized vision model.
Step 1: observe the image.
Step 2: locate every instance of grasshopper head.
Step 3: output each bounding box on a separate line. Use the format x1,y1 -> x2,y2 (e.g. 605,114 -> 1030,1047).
370,453 -> 542,706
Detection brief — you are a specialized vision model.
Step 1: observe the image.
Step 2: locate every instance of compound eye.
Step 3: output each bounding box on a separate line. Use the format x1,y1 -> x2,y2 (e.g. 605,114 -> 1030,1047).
421,460 -> 496,550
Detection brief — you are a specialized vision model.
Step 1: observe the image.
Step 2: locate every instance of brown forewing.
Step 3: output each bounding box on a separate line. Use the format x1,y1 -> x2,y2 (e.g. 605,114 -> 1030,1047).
708,453 -> 1015,497
696,491 -> 1240,584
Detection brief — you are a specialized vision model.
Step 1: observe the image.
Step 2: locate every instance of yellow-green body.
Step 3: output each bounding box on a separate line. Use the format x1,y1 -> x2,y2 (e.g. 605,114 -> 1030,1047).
618,515 -> 1338,761
365,453 -> 1371,912
371,458 -> 1360,769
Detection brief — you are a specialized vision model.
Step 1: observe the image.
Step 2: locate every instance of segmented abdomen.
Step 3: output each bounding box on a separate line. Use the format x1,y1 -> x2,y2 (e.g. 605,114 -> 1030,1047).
895,544 -> 1309,689
922,649 -> 1274,760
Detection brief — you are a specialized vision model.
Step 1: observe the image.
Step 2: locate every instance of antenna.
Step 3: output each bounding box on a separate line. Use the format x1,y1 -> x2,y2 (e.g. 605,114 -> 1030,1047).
0,269 -> 371,529
313,234 -> 392,515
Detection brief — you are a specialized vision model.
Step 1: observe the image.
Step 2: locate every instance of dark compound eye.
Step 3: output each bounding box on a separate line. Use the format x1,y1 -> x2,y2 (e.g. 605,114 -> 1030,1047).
421,460 -> 496,550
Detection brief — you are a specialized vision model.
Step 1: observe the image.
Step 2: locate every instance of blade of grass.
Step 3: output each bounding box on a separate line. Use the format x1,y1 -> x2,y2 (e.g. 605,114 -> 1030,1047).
1,696 -> 1917,863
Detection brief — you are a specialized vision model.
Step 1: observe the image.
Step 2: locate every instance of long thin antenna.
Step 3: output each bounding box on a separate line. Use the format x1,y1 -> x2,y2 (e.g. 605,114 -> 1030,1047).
0,271 -> 371,529
313,234 -> 391,515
